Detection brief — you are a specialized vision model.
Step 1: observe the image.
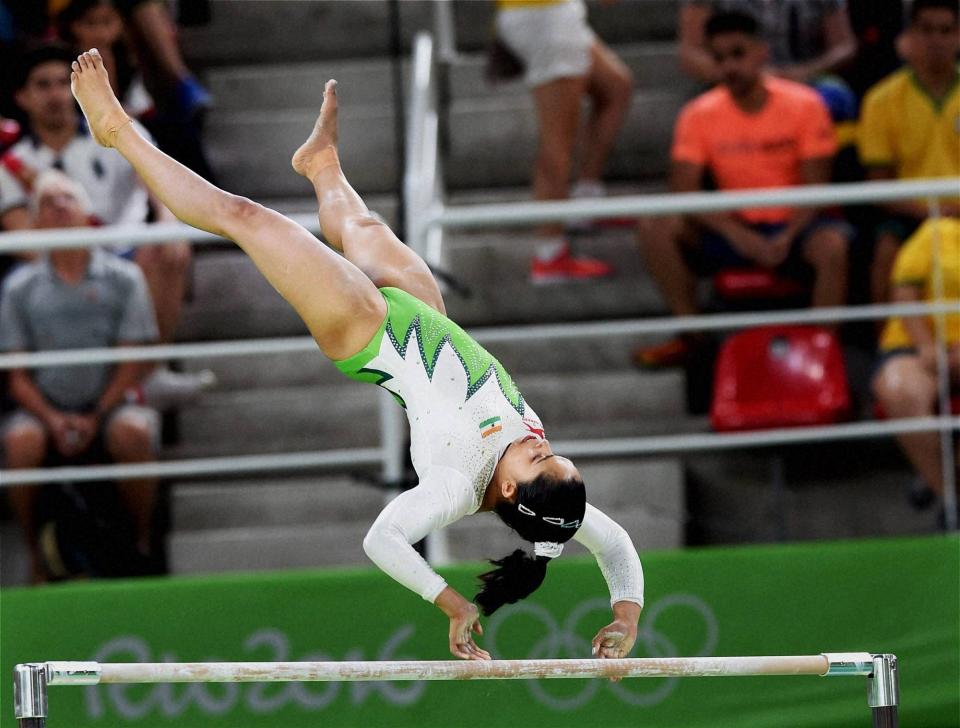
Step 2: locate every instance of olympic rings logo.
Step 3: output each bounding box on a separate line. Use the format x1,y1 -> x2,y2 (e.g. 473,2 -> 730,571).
485,593 -> 718,711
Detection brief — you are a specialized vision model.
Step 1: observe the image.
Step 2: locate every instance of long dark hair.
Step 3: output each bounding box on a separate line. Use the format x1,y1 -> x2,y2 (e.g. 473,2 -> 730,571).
474,474 -> 586,615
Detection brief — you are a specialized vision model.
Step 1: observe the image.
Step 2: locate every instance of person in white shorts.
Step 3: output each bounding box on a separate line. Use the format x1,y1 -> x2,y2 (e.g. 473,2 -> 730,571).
68,49 -> 645,662
495,0 -> 634,282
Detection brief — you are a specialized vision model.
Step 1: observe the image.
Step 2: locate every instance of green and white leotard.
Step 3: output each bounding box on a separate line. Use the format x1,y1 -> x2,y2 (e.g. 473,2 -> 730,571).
338,288 -> 644,607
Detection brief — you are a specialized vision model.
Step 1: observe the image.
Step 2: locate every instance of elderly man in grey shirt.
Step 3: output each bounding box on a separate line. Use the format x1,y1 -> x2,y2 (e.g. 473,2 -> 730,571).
1,170 -> 161,583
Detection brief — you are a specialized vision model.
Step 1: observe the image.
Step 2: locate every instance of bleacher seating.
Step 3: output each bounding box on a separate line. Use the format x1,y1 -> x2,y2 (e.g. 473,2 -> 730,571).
1,0 -> 942,586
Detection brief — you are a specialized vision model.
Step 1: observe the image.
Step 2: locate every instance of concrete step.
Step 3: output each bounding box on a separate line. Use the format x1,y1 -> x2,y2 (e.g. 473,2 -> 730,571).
684,443 -> 939,545
166,368 -> 690,458
448,43 -> 696,100
204,104 -> 400,198
203,86 -> 684,196
205,59 -> 409,112
440,228 -> 669,327
166,381 -> 382,458
181,333 -> 665,392
450,0 -> 680,51
168,521 -> 372,572
181,1 -> 679,67
204,43 -> 693,111
171,477 -> 389,531
178,227 -> 668,341
0,521 -> 30,587
446,88 -> 684,188
180,0 -> 436,67
167,456 -> 684,574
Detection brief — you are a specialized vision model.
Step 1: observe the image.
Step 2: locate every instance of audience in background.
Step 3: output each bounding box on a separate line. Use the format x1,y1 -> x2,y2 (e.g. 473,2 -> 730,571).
55,0 -> 154,120
0,43 -> 213,407
0,0 -> 213,178
0,170 -> 162,583
71,0 -> 215,179
635,11 -> 850,368
857,0 -> 960,306
679,0 -> 858,87
872,218 -> 959,516
495,0 -> 633,283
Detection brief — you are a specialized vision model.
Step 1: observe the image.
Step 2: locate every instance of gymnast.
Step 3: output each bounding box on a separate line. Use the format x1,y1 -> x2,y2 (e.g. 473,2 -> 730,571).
68,48 -> 644,662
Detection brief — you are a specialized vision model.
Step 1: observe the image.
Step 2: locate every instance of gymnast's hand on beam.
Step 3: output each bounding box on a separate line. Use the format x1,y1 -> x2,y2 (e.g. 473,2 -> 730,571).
435,587 -> 491,661
592,601 -> 641,681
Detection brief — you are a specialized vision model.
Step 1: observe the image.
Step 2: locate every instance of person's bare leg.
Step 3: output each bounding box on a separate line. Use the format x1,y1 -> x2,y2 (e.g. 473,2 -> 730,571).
638,216 -> 699,316
134,242 -> 190,342
874,357 -> 944,493
105,409 -> 158,555
804,227 -> 849,309
70,50 -> 384,361
292,80 -> 445,314
531,76 -> 586,239
580,41 -> 633,183
4,421 -> 48,583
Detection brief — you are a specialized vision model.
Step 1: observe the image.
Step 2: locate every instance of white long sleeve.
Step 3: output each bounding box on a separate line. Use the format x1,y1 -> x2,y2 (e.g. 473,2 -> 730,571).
573,503 -> 645,608
362,466 -> 475,603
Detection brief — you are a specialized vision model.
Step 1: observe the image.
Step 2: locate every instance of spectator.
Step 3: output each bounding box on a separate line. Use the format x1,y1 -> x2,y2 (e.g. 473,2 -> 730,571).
0,170 -> 161,583
0,43 -> 213,406
55,0 -> 154,120
679,0 -> 858,87
55,0 -> 216,180
635,11 -> 850,368
872,217 -> 959,512
495,0 -> 632,283
113,0 -> 211,123
857,0 -> 960,306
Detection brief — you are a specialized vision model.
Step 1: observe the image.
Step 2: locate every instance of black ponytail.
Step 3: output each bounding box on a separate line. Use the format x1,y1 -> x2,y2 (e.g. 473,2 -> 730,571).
474,473 -> 586,615
474,550 -> 550,616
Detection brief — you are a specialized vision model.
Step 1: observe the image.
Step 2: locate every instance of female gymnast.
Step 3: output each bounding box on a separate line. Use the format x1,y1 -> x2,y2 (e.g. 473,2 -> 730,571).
69,48 -> 644,662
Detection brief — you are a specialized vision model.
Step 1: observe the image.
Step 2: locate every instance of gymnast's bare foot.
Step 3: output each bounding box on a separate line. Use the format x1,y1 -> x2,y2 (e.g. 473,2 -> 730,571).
69,49 -> 131,148
292,79 -> 339,180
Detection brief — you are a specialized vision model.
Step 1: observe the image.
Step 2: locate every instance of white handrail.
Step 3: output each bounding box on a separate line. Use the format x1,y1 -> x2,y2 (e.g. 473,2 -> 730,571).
0,299 -> 954,370
0,448 -> 385,487
0,179 -> 952,255
430,177 -> 959,229
1,417 -> 956,487
0,214 -> 322,254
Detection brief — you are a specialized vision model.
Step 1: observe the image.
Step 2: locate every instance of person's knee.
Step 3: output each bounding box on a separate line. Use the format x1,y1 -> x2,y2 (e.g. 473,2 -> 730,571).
219,194 -> 268,234
806,230 -> 848,270
3,423 -> 47,467
159,241 -> 191,275
106,413 -> 155,461
873,364 -> 935,414
138,242 -> 191,278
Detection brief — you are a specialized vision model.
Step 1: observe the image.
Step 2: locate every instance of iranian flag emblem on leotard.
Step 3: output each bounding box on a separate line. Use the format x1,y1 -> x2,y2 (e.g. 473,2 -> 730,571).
479,416 -> 503,439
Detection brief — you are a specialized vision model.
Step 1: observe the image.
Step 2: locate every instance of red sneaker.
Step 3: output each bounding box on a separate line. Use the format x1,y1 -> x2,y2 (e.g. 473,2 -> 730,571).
530,248 -> 614,284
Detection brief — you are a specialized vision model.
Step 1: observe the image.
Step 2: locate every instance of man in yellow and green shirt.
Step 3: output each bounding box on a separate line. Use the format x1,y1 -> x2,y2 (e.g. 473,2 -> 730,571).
857,0 -> 960,305
873,218 -> 960,507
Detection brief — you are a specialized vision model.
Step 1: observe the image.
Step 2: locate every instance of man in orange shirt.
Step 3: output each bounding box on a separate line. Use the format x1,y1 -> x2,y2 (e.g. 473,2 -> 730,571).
635,10 -> 851,367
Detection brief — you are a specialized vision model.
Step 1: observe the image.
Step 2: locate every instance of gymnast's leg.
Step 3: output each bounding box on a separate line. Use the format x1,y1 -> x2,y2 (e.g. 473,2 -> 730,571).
292,80 -> 446,315
69,49 -> 385,361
